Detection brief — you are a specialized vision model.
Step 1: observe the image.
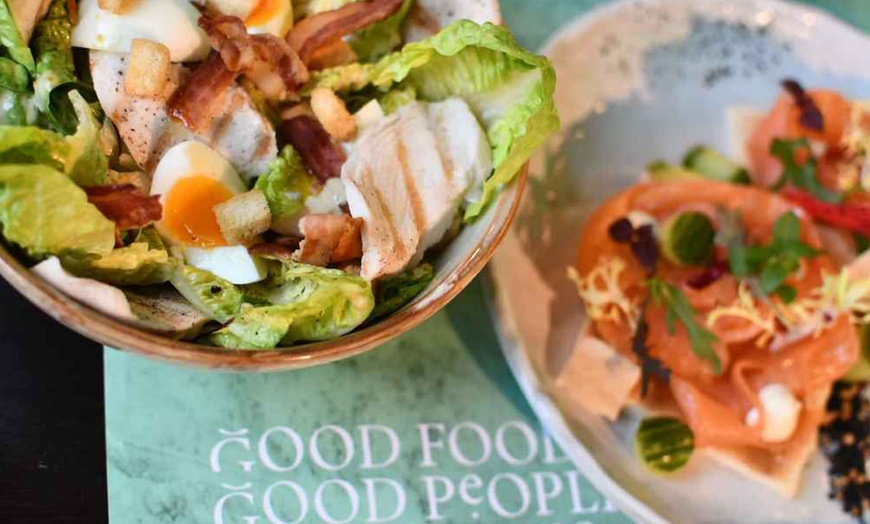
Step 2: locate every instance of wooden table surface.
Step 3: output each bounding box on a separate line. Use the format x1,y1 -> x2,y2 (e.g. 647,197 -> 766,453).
0,278 -> 107,523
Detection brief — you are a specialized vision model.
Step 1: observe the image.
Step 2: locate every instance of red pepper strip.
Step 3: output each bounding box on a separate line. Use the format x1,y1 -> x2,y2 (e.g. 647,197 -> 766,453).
781,187 -> 870,236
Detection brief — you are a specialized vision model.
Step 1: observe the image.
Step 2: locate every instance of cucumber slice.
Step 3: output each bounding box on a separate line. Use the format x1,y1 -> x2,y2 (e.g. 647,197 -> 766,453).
635,417 -> 695,473
661,212 -> 716,267
845,324 -> 870,382
683,145 -> 750,184
647,160 -> 698,181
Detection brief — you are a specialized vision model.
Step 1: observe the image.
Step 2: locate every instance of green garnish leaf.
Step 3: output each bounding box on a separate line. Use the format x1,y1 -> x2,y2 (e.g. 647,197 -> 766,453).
727,211 -> 818,302
770,138 -> 842,204
648,277 -> 721,374
635,417 -> 695,474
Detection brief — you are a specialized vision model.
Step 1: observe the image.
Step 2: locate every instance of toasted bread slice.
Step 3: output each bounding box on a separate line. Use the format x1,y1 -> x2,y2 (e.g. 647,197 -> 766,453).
125,39 -> 171,98
214,190 -> 272,246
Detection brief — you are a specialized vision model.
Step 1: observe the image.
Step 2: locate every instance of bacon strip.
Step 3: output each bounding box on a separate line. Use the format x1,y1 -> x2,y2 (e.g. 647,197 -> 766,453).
85,184 -> 162,231
249,236 -> 303,261
278,116 -> 347,181
287,0 -> 405,65
200,16 -> 309,100
166,51 -> 239,132
295,214 -> 363,266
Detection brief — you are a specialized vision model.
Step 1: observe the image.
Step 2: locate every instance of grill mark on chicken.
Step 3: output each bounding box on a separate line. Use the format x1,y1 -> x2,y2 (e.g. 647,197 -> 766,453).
397,136 -> 426,234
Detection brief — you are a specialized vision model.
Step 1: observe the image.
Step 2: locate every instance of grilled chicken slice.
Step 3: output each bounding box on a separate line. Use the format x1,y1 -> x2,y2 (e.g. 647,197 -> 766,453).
342,99 -> 492,281
90,51 -> 277,179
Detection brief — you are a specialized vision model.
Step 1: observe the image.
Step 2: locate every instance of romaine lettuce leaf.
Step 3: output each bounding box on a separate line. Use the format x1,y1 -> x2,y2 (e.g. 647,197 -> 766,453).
62,242 -> 175,286
170,265 -> 243,324
64,90 -> 108,186
349,0 -> 414,62
214,263 -> 374,349
0,164 -> 115,259
254,145 -> 313,233
0,91 -> 107,185
0,89 -> 37,125
0,0 -> 34,72
310,21 -> 558,221
32,0 -> 84,133
379,85 -> 416,115
371,262 -> 433,319
0,56 -> 29,92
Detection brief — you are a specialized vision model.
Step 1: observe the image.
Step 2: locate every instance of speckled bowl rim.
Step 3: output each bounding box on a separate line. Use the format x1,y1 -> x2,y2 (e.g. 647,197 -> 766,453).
0,165 -> 527,372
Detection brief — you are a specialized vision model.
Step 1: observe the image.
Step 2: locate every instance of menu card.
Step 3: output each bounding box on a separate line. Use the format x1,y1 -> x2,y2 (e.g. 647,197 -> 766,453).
104,281 -> 631,523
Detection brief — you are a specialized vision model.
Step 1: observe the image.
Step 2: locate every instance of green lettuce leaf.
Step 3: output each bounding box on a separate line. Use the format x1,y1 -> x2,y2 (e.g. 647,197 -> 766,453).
215,263 -> 374,349
170,265 -> 243,323
371,262 -> 433,319
0,91 -> 107,185
254,145 -> 313,233
379,85 -> 416,114
0,89 -> 38,125
311,21 -> 559,221
349,0 -> 414,62
0,164 -> 115,259
0,0 -> 34,72
62,242 -> 176,286
0,91 -> 106,181
63,90 -> 108,185
32,0 -> 84,133
0,56 -> 29,92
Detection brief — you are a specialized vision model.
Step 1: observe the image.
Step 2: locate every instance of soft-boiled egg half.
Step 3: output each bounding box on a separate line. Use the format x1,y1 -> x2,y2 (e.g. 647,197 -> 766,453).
71,0 -> 210,62
245,0 -> 294,38
151,141 -> 267,284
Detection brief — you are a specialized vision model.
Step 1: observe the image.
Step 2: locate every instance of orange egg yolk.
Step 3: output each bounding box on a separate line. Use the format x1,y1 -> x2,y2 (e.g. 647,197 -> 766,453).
162,175 -> 233,247
246,0 -> 279,26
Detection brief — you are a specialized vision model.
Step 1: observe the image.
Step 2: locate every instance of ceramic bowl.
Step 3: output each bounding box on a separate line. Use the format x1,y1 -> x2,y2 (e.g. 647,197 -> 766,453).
488,0 -> 870,522
0,0 -> 529,372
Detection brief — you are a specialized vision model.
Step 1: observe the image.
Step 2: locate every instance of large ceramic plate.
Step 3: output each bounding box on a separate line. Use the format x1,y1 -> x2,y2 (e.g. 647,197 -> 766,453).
487,1 -> 870,522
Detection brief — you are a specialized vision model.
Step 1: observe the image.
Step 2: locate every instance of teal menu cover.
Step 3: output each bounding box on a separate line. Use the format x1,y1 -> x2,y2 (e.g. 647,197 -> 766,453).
103,1 -> 869,523
105,282 -> 629,524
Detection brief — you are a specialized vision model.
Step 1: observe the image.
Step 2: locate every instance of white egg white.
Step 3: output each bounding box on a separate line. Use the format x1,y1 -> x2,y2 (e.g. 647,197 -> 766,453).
72,0 -> 210,62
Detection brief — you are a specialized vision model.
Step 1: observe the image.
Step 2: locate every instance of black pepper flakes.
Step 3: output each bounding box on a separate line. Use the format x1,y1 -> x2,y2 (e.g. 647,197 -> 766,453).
819,381 -> 869,522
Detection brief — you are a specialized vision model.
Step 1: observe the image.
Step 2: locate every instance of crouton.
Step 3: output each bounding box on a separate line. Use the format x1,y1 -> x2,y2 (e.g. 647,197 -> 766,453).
124,39 -> 170,98
310,87 -> 357,141
98,0 -> 139,15
214,190 -> 272,246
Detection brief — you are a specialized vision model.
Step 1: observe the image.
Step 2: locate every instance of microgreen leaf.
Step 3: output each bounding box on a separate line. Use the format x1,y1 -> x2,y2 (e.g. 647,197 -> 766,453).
724,211 -> 818,302
648,277 -> 721,375
770,138 -> 842,204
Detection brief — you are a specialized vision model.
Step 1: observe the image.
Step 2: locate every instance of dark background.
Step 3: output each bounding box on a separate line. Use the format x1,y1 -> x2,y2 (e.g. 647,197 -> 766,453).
0,279 -> 107,523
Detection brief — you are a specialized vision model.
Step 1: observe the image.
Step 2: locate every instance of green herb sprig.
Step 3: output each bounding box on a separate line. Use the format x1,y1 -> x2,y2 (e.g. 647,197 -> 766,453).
770,138 -> 842,204
727,211 -> 819,303
648,277 -> 721,374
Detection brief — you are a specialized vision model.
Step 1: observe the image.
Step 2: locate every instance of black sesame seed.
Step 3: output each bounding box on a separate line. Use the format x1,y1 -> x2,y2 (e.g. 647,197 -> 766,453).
210,286 -> 223,294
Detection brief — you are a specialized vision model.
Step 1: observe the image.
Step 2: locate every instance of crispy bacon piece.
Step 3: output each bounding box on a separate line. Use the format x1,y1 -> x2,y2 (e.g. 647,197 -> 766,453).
287,0 -> 405,65
278,115 -> 347,181
200,16 -> 309,100
166,51 -> 239,131
249,236 -> 303,261
295,214 -> 363,266
85,184 -> 162,231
